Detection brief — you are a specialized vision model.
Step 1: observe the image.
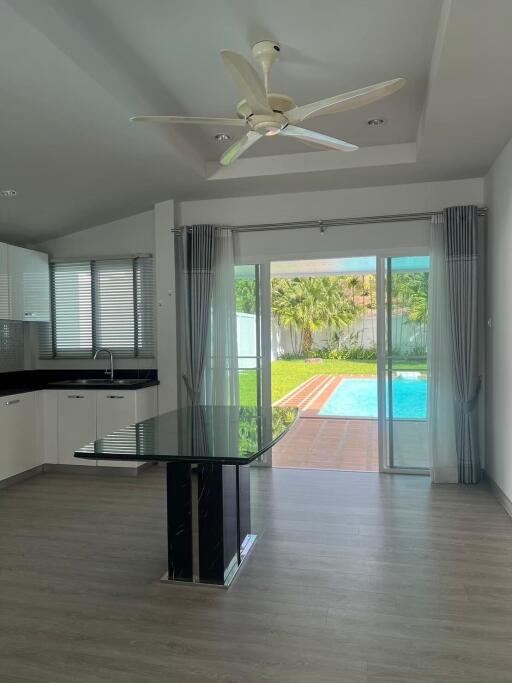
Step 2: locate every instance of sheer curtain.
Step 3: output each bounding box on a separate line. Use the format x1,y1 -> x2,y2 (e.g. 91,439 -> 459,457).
176,225 -> 239,408
428,215 -> 458,483
204,228 -> 240,407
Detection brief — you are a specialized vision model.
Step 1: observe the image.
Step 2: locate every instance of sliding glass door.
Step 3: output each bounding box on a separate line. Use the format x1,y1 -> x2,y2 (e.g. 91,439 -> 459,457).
235,263 -> 273,465
378,256 -> 430,473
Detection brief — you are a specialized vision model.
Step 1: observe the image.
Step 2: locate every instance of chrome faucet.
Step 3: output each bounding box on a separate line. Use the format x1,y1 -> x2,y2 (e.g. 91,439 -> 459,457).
94,348 -> 114,381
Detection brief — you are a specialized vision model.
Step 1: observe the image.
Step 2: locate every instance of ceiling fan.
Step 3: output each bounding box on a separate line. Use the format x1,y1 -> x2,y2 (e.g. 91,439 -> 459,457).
130,41 -> 405,166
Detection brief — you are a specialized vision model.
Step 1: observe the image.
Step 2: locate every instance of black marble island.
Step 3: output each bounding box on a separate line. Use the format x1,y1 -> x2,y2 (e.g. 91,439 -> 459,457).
75,405 -> 297,587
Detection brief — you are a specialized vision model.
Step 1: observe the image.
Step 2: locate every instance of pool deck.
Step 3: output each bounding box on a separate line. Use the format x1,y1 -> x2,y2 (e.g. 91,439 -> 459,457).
272,415 -> 380,471
272,374 -> 427,472
272,374 -> 379,471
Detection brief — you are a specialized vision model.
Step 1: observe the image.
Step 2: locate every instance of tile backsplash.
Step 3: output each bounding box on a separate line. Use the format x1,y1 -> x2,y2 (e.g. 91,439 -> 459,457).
0,320 -> 25,372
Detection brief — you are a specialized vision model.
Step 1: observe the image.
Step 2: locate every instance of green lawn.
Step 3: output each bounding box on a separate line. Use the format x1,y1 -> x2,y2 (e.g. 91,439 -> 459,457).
239,358 -> 427,405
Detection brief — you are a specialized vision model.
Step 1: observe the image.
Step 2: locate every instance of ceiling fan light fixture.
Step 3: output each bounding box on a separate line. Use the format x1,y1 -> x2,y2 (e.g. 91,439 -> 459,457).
214,133 -> 231,142
0,189 -> 17,197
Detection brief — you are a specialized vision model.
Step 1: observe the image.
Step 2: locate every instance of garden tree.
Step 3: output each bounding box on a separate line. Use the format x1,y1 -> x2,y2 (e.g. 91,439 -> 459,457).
271,276 -> 357,356
347,275 -> 360,306
392,273 -> 429,324
391,272 -> 429,353
235,278 -> 256,314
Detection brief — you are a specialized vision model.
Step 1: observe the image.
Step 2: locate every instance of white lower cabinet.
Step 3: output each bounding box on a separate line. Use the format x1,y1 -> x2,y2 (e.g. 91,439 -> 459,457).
56,386 -> 157,469
0,392 -> 39,481
96,387 -> 157,468
0,386 -> 158,485
57,391 -> 97,466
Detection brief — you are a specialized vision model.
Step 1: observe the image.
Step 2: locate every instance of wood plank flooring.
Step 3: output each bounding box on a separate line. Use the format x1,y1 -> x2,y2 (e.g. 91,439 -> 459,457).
1,465 -> 512,682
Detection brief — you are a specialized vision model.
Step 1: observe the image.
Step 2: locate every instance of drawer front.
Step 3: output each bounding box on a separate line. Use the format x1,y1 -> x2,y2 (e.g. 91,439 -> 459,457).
96,391 -> 137,468
57,391 -> 97,466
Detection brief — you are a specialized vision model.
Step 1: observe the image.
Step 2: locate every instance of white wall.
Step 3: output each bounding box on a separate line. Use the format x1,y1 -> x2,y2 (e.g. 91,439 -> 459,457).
485,136 -> 512,501
29,177 -> 484,418
34,210 -> 154,259
178,179 -> 484,227
178,179 -> 483,264
31,205 -> 179,415
32,210 -> 155,371
153,200 -> 178,413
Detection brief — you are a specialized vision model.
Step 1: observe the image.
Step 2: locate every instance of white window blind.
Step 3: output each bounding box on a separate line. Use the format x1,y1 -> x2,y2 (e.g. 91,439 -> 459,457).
39,257 -> 154,358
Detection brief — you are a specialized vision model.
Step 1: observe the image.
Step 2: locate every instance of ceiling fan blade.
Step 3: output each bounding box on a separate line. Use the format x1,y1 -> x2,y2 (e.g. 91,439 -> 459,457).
220,131 -> 262,166
286,78 -> 405,123
221,50 -> 273,115
130,115 -> 246,126
279,125 -> 358,151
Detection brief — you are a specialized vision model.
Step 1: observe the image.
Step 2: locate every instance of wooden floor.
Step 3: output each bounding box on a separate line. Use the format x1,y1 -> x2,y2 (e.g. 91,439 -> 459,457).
2,466 -> 512,682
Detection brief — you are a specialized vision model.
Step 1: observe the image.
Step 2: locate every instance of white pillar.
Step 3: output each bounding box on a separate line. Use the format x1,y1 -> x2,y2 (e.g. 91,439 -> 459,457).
154,200 -> 178,413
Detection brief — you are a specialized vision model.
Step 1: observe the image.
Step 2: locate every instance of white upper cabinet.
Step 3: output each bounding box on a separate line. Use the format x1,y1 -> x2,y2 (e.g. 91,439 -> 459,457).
7,245 -> 50,322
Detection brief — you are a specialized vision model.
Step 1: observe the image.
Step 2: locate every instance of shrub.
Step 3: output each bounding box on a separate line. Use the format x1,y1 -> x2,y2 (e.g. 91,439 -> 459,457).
313,342 -> 377,361
278,352 -> 305,361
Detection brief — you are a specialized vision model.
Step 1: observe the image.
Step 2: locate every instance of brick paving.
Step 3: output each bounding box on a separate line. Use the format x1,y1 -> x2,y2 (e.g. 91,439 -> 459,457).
272,416 -> 379,471
272,373 -> 429,472
273,373 -> 379,471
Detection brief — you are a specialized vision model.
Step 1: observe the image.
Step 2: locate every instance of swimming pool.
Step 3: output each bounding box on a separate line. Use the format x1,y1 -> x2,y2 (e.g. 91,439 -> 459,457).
319,377 -> 428,419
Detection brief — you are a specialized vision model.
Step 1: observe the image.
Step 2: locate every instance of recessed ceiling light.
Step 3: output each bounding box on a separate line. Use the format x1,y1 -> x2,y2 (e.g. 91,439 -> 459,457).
0,189 -> 16,197
367,118 -> 386,127
214,133 -> 231,142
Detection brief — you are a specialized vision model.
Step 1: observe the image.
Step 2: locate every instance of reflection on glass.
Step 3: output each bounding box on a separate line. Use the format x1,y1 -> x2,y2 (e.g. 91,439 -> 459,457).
76,406 -> 298,464
384,256 -> 430,470
238,369 -> 258,406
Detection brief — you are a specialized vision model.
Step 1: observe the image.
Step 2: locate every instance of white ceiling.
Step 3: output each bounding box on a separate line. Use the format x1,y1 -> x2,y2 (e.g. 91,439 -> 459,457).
1,0 -> 511,242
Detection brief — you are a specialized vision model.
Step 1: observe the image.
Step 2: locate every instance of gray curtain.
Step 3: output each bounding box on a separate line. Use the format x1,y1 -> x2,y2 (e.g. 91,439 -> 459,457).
443,205 -> 481,484
176,224 -> 216,406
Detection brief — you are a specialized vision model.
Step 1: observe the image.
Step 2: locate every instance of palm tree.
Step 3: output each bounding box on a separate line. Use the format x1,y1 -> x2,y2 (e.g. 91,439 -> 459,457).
347,275 -> 360,306
272,276 -> 356,356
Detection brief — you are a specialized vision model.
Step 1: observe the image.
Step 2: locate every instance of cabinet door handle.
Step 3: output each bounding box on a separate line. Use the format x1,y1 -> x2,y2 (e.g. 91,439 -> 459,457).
67,395 -> 85,399
106,395 -> 125,399
4,399 -> 20,406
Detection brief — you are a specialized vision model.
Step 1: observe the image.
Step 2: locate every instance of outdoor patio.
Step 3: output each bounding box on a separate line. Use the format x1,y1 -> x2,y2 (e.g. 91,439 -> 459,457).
272,374 -> 428,471
272,415 -> 379,471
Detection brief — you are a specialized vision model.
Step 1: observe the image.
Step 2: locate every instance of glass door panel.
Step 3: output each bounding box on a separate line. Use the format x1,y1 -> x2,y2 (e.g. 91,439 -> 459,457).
379,256 -> 430,472
235,264 -> 272,464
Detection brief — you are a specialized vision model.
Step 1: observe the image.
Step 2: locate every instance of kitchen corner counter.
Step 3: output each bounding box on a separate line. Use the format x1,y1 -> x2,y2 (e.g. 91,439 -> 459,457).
0,369 -> 158,397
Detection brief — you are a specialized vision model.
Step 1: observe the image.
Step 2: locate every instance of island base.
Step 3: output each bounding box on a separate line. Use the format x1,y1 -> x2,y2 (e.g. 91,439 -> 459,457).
163,462 -> 254,588
160,533 -> 257,589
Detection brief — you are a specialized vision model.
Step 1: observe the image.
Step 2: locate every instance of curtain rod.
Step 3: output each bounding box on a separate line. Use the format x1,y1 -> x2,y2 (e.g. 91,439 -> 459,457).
175,208 -> 487,234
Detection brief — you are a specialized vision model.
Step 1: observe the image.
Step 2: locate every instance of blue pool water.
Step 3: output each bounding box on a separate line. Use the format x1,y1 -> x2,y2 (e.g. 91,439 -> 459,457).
319,377 -> 428,419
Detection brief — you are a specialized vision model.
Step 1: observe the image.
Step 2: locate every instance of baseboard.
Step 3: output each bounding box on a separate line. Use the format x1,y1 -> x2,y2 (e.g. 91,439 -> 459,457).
0,461 -> 157,491
43,461 -> 155,477
0,465 -> 43,490
484,470 -> 512,519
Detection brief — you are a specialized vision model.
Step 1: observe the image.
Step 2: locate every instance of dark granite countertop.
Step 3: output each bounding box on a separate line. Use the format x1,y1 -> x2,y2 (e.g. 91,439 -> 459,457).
76,405 -> 298,465
0,369 -> 158,397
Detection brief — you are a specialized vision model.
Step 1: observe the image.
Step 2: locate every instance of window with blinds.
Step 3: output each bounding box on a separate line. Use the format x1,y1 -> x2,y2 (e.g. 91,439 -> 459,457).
39,257 -> 154,358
